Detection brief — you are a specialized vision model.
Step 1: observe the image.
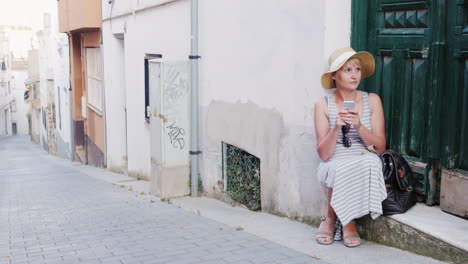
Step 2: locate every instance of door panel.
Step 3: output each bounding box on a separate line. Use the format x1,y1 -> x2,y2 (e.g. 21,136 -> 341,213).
149,61 -> 163,166
375,48 -> 431,160
408,58 -> 429,157
443,0 -> 468,169
149,60 -> 191,167
375,0 -> 431,48
366,1 -> 433,162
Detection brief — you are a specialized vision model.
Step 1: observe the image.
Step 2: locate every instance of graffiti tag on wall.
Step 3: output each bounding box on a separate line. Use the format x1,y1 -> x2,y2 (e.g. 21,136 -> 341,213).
164,65 -> 189,106
166,121 -> 185,150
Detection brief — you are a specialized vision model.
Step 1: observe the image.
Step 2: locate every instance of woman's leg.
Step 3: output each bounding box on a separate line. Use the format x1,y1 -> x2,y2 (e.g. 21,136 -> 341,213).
342,221 -> 361,247
316,188 -> 337,244
325,188 -> 336,219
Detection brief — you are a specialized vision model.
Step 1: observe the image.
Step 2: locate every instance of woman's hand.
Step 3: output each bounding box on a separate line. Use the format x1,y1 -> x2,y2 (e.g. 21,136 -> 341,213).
335,110 -> 347,127
338,110 -> 361,128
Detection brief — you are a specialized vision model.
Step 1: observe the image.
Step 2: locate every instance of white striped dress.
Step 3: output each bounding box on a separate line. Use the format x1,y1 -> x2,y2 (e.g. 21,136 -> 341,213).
317,91 -> 387,226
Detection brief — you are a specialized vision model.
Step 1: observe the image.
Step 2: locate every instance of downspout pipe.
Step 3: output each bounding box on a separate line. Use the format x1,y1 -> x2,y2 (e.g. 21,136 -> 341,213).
100,37 -> 107,168
67,33 -> 75,161
190,0 -> 200,197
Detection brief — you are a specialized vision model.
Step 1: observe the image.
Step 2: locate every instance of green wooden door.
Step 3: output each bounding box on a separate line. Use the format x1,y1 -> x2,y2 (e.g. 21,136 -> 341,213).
444,0 -> 468,170
352,0 -> 468,204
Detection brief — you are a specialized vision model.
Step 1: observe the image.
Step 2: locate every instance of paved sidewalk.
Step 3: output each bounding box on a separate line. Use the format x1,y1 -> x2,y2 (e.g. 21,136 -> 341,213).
1,136 -> 450,264
65,145 -> 451,264
0,136 -> 324,264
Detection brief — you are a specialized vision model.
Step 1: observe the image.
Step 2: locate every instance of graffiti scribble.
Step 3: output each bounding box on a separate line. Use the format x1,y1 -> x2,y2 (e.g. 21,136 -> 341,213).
164,65 -> 189,105
167,121 -> 185,149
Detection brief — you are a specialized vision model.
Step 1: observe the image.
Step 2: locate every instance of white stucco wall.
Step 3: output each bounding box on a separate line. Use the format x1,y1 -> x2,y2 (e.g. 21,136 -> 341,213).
102,0 -> 352,220
323,0 -> 352,70
102,26 -> 127,171
102,0 -> 190,177
53,33 -> 72,159
198,0 -> 352,220
11,70 -> 29,135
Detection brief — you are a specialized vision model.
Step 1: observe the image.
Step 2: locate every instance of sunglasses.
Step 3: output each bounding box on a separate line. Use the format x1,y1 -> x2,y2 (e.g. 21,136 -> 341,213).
342,124 -> 352,147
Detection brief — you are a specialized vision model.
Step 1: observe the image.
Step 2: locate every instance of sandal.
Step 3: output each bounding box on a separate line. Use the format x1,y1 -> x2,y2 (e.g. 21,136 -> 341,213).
316,216 -> 336,245
342,221 -> 361,248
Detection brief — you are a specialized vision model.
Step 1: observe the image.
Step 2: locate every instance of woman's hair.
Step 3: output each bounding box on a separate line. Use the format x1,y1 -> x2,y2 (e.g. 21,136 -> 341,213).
331,58 -> 363,86
332,58 -> 362,77
345,58 -> 362,67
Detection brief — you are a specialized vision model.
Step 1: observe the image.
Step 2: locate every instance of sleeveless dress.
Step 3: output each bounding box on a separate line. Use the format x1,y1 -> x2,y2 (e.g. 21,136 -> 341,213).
317,91 -> 387,226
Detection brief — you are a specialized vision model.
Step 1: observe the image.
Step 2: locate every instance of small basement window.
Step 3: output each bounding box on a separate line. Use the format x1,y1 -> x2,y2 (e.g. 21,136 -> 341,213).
223,143 -> 261,211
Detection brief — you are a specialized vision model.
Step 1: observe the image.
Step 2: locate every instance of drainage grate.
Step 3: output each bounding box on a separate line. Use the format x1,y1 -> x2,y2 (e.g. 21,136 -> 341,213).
223,143 -> 261,211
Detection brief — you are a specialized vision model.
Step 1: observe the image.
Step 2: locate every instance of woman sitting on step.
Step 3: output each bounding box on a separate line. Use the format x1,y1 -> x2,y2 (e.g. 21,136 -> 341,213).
314,47 -> 387,247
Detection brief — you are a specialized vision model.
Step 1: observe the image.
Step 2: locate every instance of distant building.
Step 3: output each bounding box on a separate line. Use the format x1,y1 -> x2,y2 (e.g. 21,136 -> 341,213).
0,25 -> 33,136
25,49 -> 40,143
10,57 -> 29,135
37,14 -> 58,153
0,65 -> 13,136
23,13 -> 73,159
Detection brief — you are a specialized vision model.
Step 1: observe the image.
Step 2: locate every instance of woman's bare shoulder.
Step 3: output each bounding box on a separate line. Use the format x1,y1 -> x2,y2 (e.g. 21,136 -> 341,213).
315,96 -> 327,107
368,93 -> 383,104
368,92 -> 381,100
314,96 -> 328,114
367,92 -> 384,113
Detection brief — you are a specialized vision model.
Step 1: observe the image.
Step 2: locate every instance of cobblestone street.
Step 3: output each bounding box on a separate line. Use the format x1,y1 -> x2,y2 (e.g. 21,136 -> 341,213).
0,136 -> 325,264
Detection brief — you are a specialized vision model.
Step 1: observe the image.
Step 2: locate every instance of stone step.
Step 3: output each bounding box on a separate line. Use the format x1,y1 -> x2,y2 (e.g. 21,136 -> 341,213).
356,203 -> 468,264
75,146 -> 87,164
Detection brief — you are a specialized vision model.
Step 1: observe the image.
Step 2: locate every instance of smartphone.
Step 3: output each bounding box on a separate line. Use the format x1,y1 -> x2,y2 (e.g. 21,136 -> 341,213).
343,101 -> 356,128
343,101 -> 355,111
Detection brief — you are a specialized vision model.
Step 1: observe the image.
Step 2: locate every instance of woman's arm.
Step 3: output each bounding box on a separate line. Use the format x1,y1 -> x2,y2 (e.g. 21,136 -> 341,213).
314,97 -> 344,161
348,93 -> 386,154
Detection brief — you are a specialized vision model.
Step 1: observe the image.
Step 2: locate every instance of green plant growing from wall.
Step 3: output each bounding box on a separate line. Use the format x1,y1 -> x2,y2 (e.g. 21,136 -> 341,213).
225,144 -> 261,211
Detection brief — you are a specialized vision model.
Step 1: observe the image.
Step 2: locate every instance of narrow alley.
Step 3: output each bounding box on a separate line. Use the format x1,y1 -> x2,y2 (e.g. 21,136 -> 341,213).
0,136 -> 324,264
1,1 -> 467,263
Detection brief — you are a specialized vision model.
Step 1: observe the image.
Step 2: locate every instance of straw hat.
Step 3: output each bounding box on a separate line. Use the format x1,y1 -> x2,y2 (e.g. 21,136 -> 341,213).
321,47 -> 375,89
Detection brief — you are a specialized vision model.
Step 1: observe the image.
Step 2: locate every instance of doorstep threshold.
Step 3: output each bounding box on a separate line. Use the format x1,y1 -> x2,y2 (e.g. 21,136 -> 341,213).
389,203 -> 468,252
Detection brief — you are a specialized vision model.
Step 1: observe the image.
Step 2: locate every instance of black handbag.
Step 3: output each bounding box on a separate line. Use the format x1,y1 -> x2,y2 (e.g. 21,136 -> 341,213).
381,149 -> 416,215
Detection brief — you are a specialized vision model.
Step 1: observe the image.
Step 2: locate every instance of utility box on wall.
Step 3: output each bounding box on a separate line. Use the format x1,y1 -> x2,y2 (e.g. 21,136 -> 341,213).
148,59 -> 191,198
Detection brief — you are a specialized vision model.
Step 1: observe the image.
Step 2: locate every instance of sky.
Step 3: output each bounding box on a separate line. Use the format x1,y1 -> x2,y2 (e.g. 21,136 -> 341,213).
0,0 -> 58,32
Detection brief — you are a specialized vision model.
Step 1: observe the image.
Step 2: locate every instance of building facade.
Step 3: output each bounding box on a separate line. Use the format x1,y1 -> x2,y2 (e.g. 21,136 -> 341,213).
58,0 -> 105,167
102,0 -> 191,197
100,0 -> 353,221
